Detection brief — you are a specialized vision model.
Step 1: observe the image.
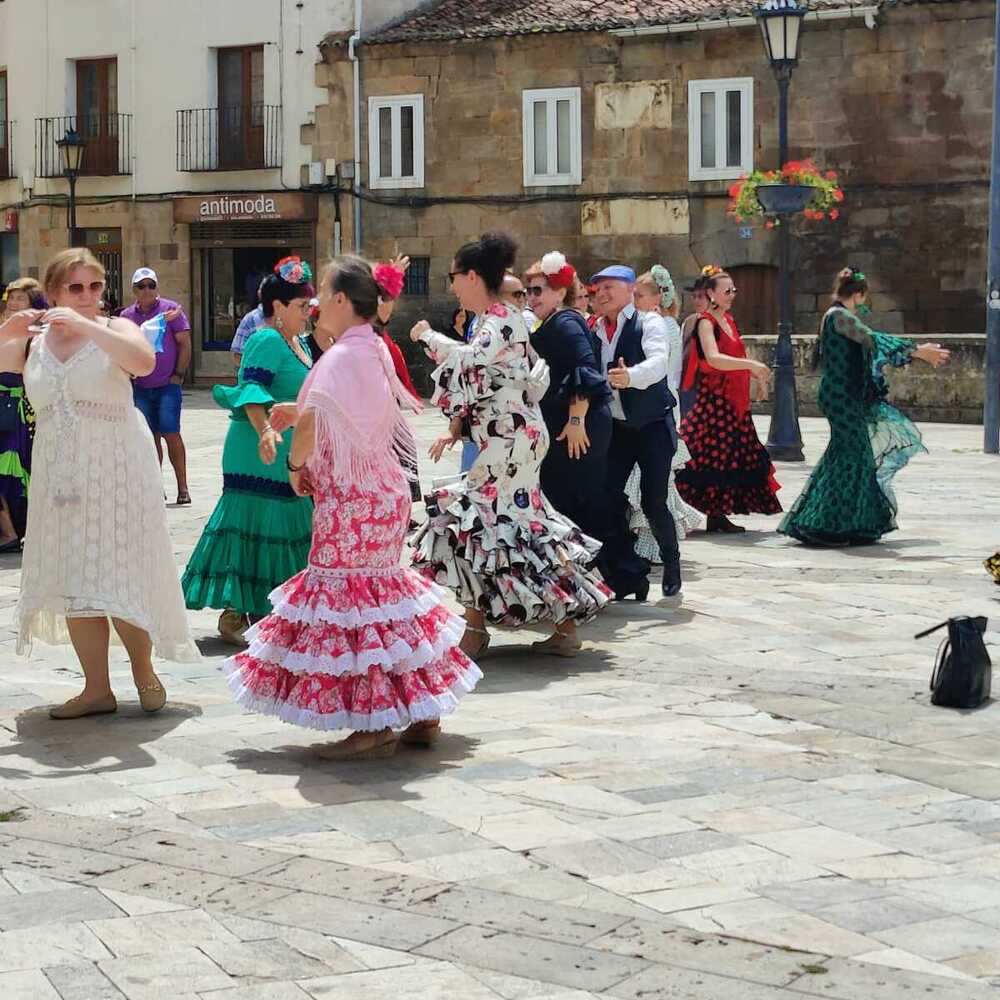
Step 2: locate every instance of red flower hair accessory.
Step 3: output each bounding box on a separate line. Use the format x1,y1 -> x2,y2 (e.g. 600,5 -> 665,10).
540,251 -> 576,290
373,263 -> 405,300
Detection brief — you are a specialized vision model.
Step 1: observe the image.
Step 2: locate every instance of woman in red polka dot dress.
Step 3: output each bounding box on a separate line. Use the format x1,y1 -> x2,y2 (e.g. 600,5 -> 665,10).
675,267 -> 782,532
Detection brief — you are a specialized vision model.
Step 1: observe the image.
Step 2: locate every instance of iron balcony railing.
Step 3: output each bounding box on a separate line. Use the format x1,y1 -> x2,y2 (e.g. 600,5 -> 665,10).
35,114 -> 133,177
176,104 -> 282,172
0,121 -> 13,180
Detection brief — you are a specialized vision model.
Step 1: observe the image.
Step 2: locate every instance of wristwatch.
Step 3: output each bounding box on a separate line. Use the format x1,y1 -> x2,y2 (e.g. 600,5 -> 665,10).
569,416 -> 582,426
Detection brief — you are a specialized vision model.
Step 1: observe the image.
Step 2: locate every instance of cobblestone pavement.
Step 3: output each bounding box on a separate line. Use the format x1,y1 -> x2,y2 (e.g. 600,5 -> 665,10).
1,390 -> 999,999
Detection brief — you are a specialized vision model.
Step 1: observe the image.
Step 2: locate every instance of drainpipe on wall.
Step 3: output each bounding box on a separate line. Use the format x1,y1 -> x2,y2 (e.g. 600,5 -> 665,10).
130,0 -> 136,202
349,0 -> 362,251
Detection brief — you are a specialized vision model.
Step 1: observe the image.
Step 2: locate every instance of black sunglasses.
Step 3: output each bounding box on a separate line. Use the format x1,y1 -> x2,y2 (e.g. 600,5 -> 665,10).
66,280 -> 106,294
511,289 -> 527,299
447,270 -> 469,283
525,285 -> 546,297
134,281 -> 157,291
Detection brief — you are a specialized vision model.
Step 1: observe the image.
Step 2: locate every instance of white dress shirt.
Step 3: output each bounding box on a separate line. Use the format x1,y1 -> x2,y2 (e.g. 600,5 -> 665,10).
595,303 -> 671,421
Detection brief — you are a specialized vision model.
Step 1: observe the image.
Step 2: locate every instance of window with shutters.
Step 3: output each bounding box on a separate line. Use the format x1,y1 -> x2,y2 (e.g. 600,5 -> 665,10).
368,95 -> 424,190
522,87 -> 582,187
688,78 -> 753,181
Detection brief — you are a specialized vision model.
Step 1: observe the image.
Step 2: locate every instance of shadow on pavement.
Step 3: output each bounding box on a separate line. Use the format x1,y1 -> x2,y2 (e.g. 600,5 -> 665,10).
2,702 -> 204,778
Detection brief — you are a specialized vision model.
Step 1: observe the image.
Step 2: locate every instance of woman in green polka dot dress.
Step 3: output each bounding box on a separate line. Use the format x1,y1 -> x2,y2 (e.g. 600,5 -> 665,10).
779,268 -> 950,547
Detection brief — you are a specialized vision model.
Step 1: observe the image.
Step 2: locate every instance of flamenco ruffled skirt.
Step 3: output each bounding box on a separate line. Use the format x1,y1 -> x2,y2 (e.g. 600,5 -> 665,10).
222,565 -> 482,732
675,388 -> 782,517
182,487 -> 314,618
780,400 -> 925,547
412,483 -> 613,627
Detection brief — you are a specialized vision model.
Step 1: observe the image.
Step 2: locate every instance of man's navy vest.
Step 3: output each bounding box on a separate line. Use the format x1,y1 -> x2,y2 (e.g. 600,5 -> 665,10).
611,309 -> 675,429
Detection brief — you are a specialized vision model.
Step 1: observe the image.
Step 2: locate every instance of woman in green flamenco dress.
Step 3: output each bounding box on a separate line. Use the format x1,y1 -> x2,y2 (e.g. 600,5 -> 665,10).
182,257 -> 315,644
779,267 -> 950,547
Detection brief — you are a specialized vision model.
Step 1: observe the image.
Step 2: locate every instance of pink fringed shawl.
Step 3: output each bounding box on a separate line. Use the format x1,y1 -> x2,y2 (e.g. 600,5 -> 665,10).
297,324 -> 420,489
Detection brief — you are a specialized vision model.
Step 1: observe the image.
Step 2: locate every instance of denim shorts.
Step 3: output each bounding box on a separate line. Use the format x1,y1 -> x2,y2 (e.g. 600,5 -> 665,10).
133,383 -> 183,436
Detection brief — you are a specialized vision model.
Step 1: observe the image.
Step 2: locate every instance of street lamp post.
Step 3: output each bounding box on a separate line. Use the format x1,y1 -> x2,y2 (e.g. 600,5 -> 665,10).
756,0 -> 807,462
56,129 -> 85,247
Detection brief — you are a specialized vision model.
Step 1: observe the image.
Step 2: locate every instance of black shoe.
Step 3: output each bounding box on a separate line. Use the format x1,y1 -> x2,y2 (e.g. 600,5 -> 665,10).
661,561 -> 682,599
661,581 -> 682,598
614,579 -> 649,602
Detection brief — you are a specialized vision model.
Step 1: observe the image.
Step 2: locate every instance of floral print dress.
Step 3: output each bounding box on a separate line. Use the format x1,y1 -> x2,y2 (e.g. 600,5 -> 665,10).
413,304 -> 612,626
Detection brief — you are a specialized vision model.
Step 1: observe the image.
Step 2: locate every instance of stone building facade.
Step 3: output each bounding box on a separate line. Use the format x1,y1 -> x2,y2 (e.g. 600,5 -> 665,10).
311,0 -> 992,415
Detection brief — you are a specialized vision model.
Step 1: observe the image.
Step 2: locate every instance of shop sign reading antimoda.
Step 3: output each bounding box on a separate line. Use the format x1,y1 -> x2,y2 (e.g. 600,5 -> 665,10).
172,192 -> 317,224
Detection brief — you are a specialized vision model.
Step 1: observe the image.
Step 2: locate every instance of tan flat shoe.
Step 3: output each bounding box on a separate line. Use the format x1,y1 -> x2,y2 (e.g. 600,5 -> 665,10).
136,675 -> 166,713
49,694 -> 118,720
400,720 -> 441,748
531,631 -> 582,658
318,730 -> 399,761
218,609 -> 250,647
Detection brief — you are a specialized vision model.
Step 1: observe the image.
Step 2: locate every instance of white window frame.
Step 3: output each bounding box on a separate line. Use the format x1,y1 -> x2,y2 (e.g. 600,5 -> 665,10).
368,94 -> 424,190
522,87 -> 582,187
687,78 -> 754,181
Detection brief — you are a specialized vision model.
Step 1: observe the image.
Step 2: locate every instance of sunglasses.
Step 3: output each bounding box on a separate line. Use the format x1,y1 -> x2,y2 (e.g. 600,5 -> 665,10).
447,270 -> 468,283
511,290 -> 527,299
720,287 -> 737,295
525,285 -> 546,297
134,281 -> 157,291
66,280 -> 106,294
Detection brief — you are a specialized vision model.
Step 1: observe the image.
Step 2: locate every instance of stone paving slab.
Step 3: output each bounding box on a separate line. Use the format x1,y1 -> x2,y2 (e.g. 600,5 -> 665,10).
1,403 -> 1000,997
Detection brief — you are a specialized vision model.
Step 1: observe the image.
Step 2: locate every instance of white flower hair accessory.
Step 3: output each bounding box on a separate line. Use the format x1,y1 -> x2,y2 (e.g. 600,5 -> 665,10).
650,264 -> 676,310
539,250 -> 576,289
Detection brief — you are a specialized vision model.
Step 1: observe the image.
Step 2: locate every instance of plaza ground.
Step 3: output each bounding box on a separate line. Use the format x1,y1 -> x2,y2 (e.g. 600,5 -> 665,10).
0,393 -> 999,999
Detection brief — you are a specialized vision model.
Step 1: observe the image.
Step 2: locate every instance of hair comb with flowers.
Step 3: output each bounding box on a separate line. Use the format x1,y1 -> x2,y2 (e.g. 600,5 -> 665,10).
650,264 -> 676,310
540,251 -> 576,290
701,264 -> 723,278
275,256 -> 313,284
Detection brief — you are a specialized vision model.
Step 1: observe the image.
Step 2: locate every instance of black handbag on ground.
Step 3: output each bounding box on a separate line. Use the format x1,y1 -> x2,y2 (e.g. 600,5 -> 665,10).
916,616 -> 992,709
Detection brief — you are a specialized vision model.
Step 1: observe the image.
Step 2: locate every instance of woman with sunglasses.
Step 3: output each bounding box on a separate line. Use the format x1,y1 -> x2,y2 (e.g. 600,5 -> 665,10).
780,267 -> 949,547
523,252 -> 613,549
410,232 -> 611,659
182,258 -> 316,646
675,266 -> 781,533
1,248 -> 197,719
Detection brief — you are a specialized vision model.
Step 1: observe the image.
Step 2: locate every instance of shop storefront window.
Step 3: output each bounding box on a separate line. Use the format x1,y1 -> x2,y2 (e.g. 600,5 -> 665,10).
201,247 -> 280,350
0,233 -> 18,285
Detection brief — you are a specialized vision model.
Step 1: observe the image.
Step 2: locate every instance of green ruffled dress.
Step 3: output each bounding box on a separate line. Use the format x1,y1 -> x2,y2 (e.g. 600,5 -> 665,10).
182,327 -> 313,617
779,306 -> 924,547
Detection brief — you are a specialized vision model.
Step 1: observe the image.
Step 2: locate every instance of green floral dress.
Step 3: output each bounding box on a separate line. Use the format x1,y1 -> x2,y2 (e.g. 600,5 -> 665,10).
779,306 -> 923,547
182,327 -> 313,616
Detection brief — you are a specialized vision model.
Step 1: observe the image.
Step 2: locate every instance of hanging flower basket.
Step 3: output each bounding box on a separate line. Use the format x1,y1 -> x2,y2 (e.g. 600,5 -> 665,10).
729,159 -> 845,228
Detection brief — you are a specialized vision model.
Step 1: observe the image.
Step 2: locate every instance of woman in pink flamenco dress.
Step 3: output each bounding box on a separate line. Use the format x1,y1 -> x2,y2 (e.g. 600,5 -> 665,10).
222,256 -> 481,760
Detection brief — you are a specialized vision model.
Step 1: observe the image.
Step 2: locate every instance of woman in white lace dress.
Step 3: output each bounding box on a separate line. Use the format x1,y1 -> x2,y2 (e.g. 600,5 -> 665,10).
0,249 -> 197,720
627,266 -> 703,560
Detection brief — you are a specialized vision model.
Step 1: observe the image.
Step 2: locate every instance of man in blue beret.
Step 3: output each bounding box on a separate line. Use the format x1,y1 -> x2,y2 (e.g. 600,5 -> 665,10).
591,265 -> 682,600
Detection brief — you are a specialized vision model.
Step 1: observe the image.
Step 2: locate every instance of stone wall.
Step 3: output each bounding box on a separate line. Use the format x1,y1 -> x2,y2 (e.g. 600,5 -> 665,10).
314,0 -> 993,386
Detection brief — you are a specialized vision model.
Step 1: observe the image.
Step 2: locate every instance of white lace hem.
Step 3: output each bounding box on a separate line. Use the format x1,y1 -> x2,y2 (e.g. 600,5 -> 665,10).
234,613 -> 467,677
222,659 -> 483,732
266,579 -> 449,628
16,602 -> 201,663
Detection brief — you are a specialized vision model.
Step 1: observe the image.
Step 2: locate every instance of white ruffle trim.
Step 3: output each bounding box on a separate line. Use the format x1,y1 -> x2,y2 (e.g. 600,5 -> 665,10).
230,612 -> 467,678
266,577 -> 450,629
222,658 -> 484,733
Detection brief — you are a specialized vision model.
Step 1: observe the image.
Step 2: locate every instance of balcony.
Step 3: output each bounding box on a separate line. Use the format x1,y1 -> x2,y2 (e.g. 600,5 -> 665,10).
35,114 -> 132,177
0,121 -> 13,180
176,105 -> 282,172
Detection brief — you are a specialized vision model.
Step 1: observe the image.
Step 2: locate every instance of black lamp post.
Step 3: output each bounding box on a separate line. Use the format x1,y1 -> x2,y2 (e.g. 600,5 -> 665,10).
756,0 -> 808,462
56,129 -> 85,246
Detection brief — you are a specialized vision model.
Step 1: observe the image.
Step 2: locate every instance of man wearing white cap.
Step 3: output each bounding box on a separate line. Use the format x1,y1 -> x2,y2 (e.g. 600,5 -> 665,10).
121,267 -> 193,505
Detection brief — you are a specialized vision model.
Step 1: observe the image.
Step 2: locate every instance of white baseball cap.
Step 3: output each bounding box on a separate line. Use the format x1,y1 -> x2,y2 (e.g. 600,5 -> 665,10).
132,267 -> 158,286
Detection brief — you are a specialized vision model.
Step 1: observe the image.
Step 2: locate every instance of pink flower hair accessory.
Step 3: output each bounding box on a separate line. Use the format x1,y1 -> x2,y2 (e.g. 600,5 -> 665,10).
540,251 -> 576,290
373,263 -> 405,300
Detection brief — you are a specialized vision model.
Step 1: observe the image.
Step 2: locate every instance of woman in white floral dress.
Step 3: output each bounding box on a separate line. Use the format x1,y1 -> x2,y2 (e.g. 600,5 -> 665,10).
627,266 -> 703,560
410,232 -> 611,659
